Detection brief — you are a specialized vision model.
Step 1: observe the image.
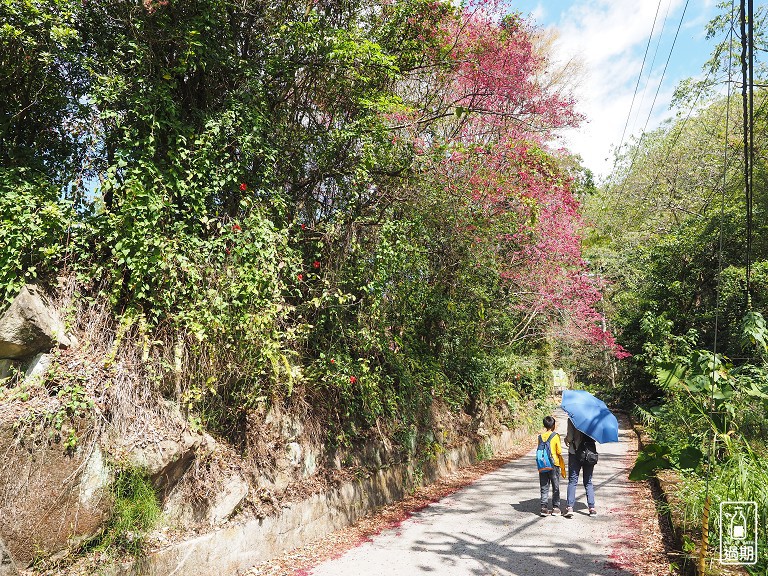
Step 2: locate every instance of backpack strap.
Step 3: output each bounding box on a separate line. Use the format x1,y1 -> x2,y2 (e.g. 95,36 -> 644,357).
544,432 -> 558,444
544,432 -> 558,466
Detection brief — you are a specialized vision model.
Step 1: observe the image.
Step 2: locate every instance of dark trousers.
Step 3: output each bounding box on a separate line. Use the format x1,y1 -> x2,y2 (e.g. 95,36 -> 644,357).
539,466 -> 561,508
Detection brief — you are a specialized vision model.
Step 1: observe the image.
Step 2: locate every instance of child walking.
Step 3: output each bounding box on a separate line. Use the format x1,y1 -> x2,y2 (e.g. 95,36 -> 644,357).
538,415 -> 566,516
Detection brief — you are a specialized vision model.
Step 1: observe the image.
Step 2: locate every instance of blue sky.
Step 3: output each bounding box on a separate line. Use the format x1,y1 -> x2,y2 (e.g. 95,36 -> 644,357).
508,0 -> 730,178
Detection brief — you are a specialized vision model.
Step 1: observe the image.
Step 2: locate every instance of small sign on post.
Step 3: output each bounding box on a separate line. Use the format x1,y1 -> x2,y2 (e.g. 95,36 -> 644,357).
552,369 -> 568,394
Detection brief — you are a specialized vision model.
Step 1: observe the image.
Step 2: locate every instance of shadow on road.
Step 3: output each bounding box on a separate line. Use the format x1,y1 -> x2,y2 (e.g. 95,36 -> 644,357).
509,497 -> 543,516
412,529 -> 634,576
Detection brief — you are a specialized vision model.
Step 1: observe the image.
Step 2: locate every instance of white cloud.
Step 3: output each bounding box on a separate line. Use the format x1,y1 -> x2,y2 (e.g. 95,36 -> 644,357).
544,0 -> 687,178
530,2 -> 546,23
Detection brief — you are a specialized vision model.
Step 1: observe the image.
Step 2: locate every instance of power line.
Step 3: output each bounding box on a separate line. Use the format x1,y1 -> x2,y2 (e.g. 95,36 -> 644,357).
615,0 -> 665,156
651,53 -> 722,186
634,7 -> 746,201
612,0 -> 690,193
700,0 -> 735,569
635,0 -> 691,153
629,0 -> 675,139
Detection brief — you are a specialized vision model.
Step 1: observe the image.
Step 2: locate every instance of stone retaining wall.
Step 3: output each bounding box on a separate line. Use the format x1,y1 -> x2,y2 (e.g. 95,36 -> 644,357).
112,427 -> 529,576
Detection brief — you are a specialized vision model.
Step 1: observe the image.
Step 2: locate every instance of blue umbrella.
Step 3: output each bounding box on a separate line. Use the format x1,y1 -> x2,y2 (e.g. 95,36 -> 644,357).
560,389 -> 619,443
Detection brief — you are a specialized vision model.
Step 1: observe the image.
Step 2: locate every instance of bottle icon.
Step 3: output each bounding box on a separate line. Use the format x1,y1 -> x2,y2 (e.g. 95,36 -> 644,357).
731,507 -> 746,540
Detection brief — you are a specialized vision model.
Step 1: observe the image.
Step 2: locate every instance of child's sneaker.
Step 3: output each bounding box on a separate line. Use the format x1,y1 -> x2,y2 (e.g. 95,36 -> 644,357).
563,507 -> 574,518
540,506 -> 550,516
551,507 -> 562,516
589,508 -> 598,516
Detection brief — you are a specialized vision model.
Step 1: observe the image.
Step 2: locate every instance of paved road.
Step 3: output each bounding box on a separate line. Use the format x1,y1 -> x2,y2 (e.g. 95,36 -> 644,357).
308,409 -> 637,576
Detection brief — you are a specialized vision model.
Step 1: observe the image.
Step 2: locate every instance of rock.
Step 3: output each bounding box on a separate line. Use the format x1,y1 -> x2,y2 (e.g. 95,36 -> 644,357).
0,285 -> 71,359
79,445 -> 112,508
0,360 -> 13,382
303,449 -> 318,477
286,442 -> 302,468
23,352 -> 53,384
163,470 -> 248,529
0,421 -> 109,567
126,432 -> 202,495
207,473 -> 248,526
113,402 -> 214,500
0,537 -> 17,576
162,486 -> 203,529
264,406 -> 304,442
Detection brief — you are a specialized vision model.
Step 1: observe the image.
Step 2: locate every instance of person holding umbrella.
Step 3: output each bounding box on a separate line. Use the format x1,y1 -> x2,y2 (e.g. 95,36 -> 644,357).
560,389 -> 619,518
564,419 -> 597,517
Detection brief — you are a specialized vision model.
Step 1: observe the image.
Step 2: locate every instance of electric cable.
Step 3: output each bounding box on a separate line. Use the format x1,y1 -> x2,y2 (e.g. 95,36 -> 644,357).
611,0 -> 690,200
628,0 -> 675,141
615,0 -> 665,157
628,0 -> 691,170
642,11 -> 757,205
699,1 -> 735,569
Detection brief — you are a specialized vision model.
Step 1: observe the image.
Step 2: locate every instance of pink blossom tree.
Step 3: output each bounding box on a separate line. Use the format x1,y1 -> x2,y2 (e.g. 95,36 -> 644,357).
388,1 -> 626,357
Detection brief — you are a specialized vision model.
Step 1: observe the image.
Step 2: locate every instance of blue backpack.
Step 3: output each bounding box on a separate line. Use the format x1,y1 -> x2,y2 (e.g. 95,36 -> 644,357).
535,433 -> 557,472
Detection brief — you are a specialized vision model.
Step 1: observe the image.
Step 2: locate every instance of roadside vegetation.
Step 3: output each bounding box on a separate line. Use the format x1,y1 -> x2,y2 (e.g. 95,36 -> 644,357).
0,0 -> 617,561
585,3 -> 768,572
8,0 -> 766,571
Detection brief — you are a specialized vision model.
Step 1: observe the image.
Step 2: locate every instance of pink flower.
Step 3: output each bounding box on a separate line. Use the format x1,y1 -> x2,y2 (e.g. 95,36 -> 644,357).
297,273 -> 303,281
312,260 -> 320,269
349,376 -> 357,384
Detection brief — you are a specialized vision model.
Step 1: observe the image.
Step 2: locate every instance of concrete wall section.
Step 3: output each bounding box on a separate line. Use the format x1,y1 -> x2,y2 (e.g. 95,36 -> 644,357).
116,426 -> 529,576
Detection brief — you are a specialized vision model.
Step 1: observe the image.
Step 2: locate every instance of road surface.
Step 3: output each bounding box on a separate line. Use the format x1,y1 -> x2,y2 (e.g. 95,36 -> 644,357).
308,409 -> 638,576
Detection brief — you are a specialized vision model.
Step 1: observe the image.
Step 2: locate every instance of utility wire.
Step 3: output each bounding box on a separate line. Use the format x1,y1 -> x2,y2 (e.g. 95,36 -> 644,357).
615,16 -> 739,211
629,0 -> 675,139
612,0 -> 690,196
699,1 -> 735,570
615,0 -> 665,156
643,13 -> 752,203
654,57 -> 719,180
628,0 -> 691,169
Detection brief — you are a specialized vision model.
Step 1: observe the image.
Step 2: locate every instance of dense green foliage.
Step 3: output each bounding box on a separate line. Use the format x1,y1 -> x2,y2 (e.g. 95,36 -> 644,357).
1,0 -> 611,456
588,3 -> 768,570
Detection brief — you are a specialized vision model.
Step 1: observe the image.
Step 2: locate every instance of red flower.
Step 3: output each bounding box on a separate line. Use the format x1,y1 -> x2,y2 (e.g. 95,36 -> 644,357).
349,376 -> 357,384
239,182 -> 247,191
330,358 -> 335,364
297,273 -> 304,281
301,223 -> 306,230
312,260 -> 320,268
232,223 -> 241,232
